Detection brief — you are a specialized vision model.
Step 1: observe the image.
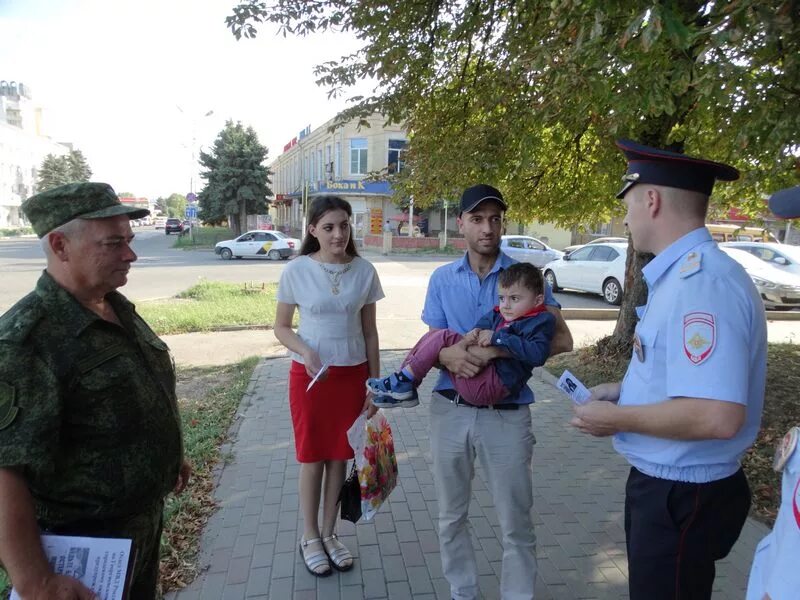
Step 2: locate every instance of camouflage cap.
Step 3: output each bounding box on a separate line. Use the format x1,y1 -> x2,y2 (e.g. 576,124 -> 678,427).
22,182 -> 150,237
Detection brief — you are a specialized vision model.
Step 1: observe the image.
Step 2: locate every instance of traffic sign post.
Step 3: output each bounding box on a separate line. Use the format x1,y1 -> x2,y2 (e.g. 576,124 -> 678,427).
185,205 -> 198,243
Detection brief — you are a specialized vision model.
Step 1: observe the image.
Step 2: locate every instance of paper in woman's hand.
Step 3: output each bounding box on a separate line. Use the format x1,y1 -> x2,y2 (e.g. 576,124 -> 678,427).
556,370 -> 591,405
306,361 -> 330,391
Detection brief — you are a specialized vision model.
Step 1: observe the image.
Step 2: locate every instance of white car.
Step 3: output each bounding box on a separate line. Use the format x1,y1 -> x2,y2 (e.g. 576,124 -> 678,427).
215,230 -> 301,261
543,242 -> 628,305
500,235 -> 564,268
563,236 -> 628,255
720,247 -> 800,310
721,242 -> 800,277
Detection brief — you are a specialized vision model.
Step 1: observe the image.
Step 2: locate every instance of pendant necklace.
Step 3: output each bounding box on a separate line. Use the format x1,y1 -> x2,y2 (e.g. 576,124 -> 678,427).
317,260 -> 352,295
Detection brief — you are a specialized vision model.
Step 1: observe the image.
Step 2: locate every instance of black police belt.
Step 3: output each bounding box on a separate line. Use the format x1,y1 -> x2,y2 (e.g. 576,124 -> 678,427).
437,389 -> 519,410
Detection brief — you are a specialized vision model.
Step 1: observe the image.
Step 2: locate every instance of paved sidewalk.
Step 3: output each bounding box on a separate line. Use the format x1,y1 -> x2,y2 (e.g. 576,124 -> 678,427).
168,352 -> 768,600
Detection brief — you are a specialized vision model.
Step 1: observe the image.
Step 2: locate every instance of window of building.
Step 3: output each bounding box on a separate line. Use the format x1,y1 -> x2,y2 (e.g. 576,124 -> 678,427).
326,144 -> 332,178
335,141 -> 342,177
387,139 -> 407,173
350,138 -> 368,175
317,149 -> 323,181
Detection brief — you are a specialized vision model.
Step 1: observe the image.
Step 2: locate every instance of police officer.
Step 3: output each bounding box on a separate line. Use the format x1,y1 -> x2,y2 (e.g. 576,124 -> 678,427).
571,140 -> 767,599
746,185 -> 800,600
0,183 -> 190,599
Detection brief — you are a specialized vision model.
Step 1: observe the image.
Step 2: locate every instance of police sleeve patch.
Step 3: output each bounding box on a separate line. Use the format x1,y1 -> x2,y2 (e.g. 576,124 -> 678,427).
0,381 -> 19,430
683,312 -> 716,364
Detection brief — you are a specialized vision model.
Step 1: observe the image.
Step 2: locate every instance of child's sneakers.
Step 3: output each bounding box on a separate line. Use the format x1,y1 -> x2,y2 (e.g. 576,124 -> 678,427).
367,371 -> 419,408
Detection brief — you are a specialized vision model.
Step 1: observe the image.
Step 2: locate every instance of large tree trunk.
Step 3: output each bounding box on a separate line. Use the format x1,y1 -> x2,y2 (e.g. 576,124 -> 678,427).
229,213 -> 241,237
602,244 -> 653,357
239,197 -> 247,234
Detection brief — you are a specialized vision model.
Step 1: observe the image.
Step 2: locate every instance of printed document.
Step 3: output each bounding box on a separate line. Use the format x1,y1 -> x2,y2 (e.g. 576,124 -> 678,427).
10,534 -> 133,600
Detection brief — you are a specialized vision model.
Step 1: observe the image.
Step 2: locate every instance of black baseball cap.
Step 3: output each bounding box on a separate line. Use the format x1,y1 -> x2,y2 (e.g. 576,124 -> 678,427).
768,186 -> 800,219
460,184 -> 508,213
615,139 -> 739,199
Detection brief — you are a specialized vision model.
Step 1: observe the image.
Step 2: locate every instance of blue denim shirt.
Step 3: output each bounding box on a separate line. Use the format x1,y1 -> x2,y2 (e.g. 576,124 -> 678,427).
421,251 -> 559,404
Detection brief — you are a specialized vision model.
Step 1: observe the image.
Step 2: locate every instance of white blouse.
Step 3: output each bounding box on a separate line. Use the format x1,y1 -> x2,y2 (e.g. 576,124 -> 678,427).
276,255 -> 384,366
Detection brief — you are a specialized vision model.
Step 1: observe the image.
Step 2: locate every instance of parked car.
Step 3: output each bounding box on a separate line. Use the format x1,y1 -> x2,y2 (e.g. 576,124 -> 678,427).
153,217 -> 167,229
500,235 -> 564,268
563,236 -> 628,255
214,230 -> 301,261
721,242 -> 800,277
543,242 -> 628,305
165,218 -> 184,235
720,247 -> 800,310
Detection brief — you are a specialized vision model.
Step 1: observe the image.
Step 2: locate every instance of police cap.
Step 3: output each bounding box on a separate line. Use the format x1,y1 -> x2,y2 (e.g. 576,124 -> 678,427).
460,184 -> 508,214
615,139 -> 739,199
768,185 -> 800,219
23,182 -> 150,237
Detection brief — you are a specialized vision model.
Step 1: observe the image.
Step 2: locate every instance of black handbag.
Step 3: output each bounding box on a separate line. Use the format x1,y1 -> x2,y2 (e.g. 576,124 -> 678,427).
338,461 -> 362,523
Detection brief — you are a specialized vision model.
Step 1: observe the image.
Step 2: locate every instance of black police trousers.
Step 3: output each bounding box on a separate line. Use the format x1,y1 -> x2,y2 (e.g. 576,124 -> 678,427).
624,467 -> 750,600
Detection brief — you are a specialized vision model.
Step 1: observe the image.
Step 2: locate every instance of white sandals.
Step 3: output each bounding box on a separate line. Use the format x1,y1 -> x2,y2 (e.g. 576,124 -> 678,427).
322,533 -> 354,572
299,537 -> 332,577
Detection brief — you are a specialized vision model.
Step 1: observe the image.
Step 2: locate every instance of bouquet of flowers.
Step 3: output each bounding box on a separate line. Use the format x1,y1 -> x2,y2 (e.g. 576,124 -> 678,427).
346,411 -> 398,521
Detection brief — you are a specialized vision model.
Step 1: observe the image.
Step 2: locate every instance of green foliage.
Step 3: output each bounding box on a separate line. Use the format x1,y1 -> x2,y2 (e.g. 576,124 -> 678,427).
36,153 -> 70,192
227,0 -> 800,222
198,121 -> 273,231
165,193 -> 187,218
36,149 -> 93,192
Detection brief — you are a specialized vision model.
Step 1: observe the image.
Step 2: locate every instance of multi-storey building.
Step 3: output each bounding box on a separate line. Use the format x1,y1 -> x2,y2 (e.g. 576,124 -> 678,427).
269,113 -> 407,242
0,80 -> 72,228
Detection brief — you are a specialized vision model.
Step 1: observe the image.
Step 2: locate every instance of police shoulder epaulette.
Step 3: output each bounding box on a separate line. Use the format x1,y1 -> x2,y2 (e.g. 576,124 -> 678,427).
773,426 -> 799,472
678,250 -> 703,279
0,293 -> 46,344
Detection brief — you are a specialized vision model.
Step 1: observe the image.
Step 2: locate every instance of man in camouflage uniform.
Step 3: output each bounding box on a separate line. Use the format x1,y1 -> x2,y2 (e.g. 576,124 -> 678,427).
0,183 -> 190,600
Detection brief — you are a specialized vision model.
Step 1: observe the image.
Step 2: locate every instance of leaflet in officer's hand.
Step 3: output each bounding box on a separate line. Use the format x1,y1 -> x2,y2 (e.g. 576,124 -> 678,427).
10,534 -> 134,600
556,370 -> 592,405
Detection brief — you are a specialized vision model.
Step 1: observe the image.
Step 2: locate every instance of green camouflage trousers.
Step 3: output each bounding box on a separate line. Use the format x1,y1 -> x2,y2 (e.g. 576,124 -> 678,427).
41,501 -> 164,600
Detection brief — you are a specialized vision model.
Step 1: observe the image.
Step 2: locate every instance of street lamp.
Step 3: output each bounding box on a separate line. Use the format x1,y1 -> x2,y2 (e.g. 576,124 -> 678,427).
176,105 -> 214,196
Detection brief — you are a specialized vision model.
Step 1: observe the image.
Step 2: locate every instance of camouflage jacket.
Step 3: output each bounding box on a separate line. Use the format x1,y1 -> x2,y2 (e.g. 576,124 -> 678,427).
0,271 -> 183,525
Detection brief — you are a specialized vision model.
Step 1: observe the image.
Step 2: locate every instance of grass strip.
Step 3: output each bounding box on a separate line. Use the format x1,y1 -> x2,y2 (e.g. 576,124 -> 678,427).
159,356 -> 260,591
171,226 -> 237,250
545,341 -> 800,526
136,280 -> 292,336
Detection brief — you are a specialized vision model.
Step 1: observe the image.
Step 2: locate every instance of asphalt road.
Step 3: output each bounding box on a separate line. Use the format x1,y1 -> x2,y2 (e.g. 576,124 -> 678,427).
0,228 -> 611,315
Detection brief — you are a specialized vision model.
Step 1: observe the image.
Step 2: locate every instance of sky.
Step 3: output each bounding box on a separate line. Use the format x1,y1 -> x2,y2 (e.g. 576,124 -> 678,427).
0,0 -> 369,198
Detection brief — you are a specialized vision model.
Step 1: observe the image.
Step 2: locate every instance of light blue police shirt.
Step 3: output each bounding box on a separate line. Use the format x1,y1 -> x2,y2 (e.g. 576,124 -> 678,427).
746,430 -> 800,600
613,228 -> 767,483
421,251 -> 559,405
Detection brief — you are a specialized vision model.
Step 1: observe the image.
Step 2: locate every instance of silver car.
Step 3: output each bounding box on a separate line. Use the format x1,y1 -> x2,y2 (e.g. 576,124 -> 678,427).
721,242 -> 800,277
500,235 -> 564,268
721,247 -> 800,309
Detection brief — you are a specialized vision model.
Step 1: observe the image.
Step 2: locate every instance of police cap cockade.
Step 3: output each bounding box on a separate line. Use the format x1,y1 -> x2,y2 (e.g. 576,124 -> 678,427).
22,182 -> 150,238
460,184 -> 508,214
768,185 -> 800,219
615,139 -> 739,200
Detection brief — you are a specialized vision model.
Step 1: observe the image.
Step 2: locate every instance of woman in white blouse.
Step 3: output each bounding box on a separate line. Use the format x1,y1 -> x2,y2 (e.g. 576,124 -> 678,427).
274,196 -> 384,577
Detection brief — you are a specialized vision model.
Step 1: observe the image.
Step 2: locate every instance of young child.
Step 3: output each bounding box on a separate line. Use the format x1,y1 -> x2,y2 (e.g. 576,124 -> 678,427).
367,262 -> 555,408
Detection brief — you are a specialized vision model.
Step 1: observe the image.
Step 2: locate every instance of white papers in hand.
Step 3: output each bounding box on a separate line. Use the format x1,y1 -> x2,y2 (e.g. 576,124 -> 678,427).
10,534 -> 133,600
556,370 -> 592,405
306,361 -> 330,391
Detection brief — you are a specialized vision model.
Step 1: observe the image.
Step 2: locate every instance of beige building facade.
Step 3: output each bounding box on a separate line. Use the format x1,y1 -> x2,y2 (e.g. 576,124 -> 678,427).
0,81 -> 71,229
269,114 -> 407,242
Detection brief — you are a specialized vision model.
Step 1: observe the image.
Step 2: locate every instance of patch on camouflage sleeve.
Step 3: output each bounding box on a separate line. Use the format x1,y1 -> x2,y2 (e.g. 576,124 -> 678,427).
0,381 -> 19,430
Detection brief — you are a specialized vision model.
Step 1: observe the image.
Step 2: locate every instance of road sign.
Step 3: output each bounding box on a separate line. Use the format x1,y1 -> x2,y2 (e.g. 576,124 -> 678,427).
185,206 -> 198,219
186,192 -> 197,203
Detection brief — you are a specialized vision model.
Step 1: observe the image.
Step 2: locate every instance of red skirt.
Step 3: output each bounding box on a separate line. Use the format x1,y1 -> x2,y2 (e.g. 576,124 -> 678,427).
288,360 -> 368,463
